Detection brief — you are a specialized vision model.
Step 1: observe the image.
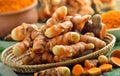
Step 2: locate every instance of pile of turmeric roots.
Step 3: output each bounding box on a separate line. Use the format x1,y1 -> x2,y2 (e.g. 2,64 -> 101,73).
11,6 -> 107,65
38,0 -> 116,22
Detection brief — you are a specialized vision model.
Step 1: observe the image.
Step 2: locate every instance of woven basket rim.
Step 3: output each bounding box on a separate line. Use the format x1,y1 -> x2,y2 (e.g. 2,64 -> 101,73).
1,33 -> 116,73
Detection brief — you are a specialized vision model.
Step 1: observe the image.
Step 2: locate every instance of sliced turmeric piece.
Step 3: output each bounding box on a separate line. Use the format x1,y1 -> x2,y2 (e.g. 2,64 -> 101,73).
72,64 -> 84,76
88,67 -> 101,76
99,64 -> 112,72
110,57 -> 120,67
111,50 -> 120,58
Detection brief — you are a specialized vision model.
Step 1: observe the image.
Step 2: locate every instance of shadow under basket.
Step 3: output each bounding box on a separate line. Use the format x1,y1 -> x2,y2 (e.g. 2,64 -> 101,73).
1,33 -> 116,73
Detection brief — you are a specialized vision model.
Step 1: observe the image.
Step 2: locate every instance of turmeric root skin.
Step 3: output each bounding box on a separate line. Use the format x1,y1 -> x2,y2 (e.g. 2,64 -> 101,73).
46,32 -> 80,51
52,42 -> 95,58
44,21 -> 73,38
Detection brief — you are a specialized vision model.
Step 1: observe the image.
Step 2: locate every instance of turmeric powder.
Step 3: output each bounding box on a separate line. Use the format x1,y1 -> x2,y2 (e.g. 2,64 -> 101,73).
0,0 -> 34,12
102,10 -> 120,29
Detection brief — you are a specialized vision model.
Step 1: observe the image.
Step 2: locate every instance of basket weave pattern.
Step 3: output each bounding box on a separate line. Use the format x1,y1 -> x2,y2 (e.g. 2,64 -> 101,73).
1,33 -> 116,73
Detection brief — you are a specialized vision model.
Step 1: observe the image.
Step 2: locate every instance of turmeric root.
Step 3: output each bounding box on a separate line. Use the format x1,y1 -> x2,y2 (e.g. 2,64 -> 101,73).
32,33 -> 47,54
84,59 -> 98,69
46,32 -> 80,51
11,23 -> 38,41
72,64 -> 84,76
40,6 -> 67,32
98,55 -> 109,65
22,54 -> 41,65
52,42 -> 95,58
34,66 -> 70,76
80,34 -> 106,50
99,64 -> 112,72
88,67 -> 101,76
52,6 -> 67,21
81,14 -> 106,39
12,36 -> 32,56
44,21 -> 73,38
71,14 -> 91,30
22,51 -> 54,65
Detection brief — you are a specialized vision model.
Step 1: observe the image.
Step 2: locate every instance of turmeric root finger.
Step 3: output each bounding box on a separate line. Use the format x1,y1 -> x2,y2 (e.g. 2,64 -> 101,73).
52,6 -> 67,21
44,21 -> 73,38
11,23 -> 38,41
40,18 -> 57,32
34,66 -> 70,76
71,14 -> 91,30
40,6 -> 67,32
46,32 -> 80,51
11,25 -> 25,41
92,14 -> 107,39
81,14 -> 106,39
80,34 -> 106,50
32,34 -> 47,54
12,36 -> 31,56
52,42 -> 95,58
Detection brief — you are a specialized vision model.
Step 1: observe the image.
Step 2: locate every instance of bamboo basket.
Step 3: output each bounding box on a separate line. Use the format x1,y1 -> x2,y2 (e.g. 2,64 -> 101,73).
1,33 -> 116,73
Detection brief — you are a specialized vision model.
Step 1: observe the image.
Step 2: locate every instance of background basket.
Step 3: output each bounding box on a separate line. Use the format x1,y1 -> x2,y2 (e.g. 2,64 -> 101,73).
1,33 -> 116,73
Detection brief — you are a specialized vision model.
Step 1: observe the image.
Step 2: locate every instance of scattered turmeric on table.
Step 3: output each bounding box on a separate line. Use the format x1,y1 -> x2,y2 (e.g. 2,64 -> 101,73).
0,0 -> 34,12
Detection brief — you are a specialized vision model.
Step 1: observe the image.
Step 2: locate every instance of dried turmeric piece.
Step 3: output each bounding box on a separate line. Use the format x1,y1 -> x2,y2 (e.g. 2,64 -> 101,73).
72,64 -> 84,76
99,64 -> 112,72
88,67 -> 101,76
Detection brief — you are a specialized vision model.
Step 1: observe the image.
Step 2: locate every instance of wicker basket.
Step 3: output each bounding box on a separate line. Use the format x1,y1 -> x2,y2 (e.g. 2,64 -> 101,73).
1,33 -> 116,73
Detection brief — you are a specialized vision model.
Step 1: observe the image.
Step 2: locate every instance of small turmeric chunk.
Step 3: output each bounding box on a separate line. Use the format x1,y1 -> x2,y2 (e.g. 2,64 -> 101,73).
110,57 -> 120,67
88,67 -> 101,76
72,64 -> 84,76
99,64 -> 112,72
98,55 -> 109,65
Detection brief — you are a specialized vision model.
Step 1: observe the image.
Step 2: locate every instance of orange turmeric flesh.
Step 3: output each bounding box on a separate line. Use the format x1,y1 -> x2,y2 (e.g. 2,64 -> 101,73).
72,64 -> 84,76
110,57 -> 120,67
